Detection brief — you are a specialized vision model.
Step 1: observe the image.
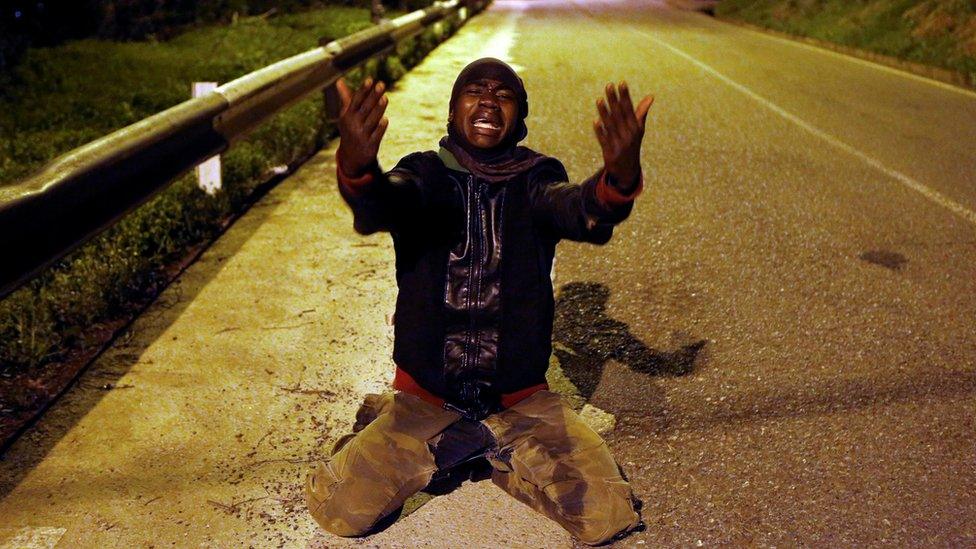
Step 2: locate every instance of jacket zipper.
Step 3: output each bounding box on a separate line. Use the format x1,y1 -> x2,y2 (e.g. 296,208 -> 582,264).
466,174 -> 483,376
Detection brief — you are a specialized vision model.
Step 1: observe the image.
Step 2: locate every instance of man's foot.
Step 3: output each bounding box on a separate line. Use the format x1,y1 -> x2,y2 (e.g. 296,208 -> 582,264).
423,456 -> 491,495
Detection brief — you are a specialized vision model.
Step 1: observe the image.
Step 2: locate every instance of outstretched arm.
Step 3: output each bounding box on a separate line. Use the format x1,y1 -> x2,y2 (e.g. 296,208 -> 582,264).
593,81 -> 654,193
336,76 -> 389,178
333,77 -> 424,235
529,82 -> 654,243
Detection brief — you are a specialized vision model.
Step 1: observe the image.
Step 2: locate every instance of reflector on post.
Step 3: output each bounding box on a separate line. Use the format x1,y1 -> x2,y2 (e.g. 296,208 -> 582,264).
192,82 -> 222,195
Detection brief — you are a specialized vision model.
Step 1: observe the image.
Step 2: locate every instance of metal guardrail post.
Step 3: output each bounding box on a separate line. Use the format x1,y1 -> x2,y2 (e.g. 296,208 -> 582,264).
0,0 -> 477,300
0,94 -> 230,298
318,35 -> 343,124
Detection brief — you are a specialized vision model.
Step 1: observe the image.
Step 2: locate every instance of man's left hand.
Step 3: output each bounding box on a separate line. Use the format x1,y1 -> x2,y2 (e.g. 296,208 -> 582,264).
593,81 -> 654,193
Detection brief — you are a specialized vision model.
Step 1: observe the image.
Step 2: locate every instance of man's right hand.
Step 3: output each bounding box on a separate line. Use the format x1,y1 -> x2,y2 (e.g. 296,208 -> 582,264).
336,77 -> 389,178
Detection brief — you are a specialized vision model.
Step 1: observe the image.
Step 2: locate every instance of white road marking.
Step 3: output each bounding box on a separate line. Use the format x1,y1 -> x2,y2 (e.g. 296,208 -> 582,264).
640,31 -> 976,227
475,1 -> 522,68
575,0 -> 976,226
447,0 -> 620,424
726,22 -> 976,101
0,527 -> 66,549
565,0 -> 976,228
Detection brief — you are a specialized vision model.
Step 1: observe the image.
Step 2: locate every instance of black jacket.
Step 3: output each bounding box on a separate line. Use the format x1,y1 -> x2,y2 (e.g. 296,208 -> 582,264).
339,147 -> 635,414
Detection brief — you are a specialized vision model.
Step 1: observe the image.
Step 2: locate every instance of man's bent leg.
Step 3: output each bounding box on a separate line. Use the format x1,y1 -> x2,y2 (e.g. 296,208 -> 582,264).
483,391 -> 640,546
306,392 -> 460,537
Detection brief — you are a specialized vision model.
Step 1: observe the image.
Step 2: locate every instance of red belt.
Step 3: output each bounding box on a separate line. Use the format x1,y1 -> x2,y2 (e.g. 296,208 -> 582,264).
393,367 -> 547,410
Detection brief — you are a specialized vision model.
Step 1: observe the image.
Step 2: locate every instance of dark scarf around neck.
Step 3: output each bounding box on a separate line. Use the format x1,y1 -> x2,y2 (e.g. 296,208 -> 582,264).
439,134 -> 551,183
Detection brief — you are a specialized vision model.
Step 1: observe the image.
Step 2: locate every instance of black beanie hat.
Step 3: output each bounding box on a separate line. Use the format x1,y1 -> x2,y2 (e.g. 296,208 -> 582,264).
448,57 -> 529,144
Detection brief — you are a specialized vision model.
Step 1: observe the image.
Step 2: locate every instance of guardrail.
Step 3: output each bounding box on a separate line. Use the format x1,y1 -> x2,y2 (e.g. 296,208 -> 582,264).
0,0 -> 484,300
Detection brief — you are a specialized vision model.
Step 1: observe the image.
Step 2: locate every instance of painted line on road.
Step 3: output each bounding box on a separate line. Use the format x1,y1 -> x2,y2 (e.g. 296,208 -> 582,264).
477,1 -> 620,429
727,23 -> 976,101
476,0 -> 522,67
634,27 -> 976,228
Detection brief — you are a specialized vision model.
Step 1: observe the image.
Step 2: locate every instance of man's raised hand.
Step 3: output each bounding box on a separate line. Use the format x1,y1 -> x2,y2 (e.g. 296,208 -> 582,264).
593,81 -> 654,192
336,77 -> 389,177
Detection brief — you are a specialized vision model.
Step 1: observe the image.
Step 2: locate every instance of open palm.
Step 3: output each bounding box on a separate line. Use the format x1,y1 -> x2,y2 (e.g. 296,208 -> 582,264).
593,81 -> 654,191
336,77 -> 389,177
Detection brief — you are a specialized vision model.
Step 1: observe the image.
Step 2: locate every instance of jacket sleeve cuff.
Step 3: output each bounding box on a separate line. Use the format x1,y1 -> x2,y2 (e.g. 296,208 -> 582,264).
596,170 -> 643,209
336,154 -> 375,198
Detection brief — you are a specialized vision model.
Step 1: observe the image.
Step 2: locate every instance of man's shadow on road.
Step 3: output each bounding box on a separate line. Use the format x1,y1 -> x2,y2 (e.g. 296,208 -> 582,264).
552,281 -> 707,401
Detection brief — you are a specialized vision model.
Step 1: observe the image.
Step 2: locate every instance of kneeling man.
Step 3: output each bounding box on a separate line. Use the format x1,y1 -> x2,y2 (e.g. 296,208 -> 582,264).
307,57 -> 653,546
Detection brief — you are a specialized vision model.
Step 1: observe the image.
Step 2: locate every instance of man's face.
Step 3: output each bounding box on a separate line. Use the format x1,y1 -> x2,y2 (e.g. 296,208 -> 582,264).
451,78 -> 519,149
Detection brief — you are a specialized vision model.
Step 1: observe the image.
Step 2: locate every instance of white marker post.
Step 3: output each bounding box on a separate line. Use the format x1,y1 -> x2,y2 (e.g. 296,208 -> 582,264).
192,82 -> 221,195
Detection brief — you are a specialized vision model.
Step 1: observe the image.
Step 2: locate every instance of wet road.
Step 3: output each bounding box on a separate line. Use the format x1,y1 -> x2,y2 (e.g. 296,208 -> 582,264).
1,0 -> 975,546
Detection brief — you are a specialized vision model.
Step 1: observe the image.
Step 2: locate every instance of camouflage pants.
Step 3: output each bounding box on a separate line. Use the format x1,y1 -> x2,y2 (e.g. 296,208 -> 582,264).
306,390 -> 640,545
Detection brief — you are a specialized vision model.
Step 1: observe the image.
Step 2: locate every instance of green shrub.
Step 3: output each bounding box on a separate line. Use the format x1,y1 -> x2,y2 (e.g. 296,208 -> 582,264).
1,0 -> 438,74
0,4 -> 466,374
715,0 -> 976,78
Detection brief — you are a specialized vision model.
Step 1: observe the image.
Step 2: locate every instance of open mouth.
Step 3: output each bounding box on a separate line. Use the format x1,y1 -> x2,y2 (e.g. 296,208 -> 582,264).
471,115 -> 501,131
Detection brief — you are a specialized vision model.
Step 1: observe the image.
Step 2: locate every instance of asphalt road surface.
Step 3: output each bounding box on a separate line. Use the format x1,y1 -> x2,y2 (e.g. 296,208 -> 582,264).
1,0 -> 974,546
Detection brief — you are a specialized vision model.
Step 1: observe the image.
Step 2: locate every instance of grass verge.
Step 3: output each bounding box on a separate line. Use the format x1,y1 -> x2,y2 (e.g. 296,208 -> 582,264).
715,0 -> 976,84
0,4 -> 464,447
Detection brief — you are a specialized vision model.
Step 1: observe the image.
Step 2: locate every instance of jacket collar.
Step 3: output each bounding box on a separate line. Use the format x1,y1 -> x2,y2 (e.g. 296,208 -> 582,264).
438,146 -> 469,174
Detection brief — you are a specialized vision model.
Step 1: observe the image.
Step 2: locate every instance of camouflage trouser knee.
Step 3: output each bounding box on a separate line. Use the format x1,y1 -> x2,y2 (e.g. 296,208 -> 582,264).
305,389 -> 639,545
305,392 -> 460,536
482,390 -> 641,546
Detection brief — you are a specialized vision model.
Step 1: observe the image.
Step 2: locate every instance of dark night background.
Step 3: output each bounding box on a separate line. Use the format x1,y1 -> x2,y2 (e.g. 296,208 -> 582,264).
0,0 -> 431,72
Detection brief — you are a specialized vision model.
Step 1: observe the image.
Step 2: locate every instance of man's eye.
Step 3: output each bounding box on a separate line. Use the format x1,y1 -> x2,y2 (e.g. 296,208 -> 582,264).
498,93 -> 515,100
